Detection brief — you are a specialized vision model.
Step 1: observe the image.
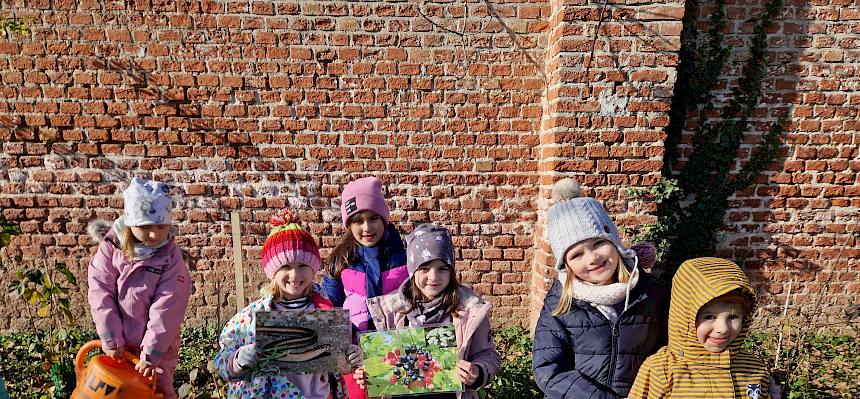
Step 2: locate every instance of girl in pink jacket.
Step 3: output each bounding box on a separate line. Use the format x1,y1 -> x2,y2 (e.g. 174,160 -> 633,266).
358,223 -> 500,399
87,177 -> 191,399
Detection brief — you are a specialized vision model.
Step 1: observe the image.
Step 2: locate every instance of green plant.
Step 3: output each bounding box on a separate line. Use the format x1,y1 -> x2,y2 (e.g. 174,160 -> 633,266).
0,218 -> 21,250
745,331 -> 860,399
0,16 -> 30,37
625,0 -> 787,279
480,326 -> 541,399
6,261 -> 79,399
175,324 -> 226,398
0,329 -> 97,399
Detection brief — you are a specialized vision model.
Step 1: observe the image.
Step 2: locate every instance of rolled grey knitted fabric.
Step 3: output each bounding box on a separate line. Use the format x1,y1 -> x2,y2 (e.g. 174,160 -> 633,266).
547,179 -> 635,270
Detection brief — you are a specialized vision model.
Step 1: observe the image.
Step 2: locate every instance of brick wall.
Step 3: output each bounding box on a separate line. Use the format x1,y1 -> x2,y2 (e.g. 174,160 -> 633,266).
0,0 -> 855,333
679,0 -> 860,329
529,0 -> 684,327
0,0 -> 554,330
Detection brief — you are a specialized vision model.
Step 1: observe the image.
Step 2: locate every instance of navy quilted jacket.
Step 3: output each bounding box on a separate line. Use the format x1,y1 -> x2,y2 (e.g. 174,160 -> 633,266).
532,272 -> 669,399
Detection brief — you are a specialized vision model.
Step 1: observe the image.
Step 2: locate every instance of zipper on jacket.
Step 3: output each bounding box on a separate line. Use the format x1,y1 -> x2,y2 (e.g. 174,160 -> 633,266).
607,323 -> 618,387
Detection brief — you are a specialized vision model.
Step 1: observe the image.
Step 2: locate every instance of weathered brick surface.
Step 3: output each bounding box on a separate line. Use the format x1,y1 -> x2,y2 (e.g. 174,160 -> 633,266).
528,0 -> 682,327
676,0 -> 860,330
0,0 -> 853,334
0,0 -> 553,330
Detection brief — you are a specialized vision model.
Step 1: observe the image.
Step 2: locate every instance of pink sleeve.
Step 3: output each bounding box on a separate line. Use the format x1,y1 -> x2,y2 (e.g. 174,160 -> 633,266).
467,316 -> 500,388
140,248 -> 191,366
381,265 -> 408,294
87,240 -> 125,349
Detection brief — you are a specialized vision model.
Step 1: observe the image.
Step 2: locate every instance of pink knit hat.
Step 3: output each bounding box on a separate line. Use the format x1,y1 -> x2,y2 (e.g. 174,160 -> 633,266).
339,176 -> 390,227
261,209 -> 321,279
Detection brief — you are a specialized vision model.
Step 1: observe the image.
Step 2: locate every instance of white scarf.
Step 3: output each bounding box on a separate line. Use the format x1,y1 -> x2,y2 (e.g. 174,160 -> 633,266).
112,217 -> 175,260
570,258 -> 640,323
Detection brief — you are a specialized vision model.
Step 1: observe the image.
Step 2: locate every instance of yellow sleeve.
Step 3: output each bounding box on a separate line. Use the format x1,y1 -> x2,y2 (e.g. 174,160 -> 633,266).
628,352 -> 671,399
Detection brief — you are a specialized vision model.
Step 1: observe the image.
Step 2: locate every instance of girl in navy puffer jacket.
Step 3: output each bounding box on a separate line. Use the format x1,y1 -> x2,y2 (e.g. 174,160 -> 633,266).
532,179 -> 669,399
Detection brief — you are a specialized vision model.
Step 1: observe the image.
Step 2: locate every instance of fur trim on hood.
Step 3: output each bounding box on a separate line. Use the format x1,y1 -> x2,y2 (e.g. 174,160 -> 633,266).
87,219 -> 112,243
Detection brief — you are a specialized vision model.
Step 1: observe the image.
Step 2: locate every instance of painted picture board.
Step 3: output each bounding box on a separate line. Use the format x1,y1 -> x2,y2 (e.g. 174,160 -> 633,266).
359,324 -> 462,397
254,309 -> 350,375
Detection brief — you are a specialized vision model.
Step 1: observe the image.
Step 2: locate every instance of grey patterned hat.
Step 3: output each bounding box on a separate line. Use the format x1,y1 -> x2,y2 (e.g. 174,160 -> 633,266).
547,178 -> 636,270
123,177 -> 174,226
406,223 -> 455,276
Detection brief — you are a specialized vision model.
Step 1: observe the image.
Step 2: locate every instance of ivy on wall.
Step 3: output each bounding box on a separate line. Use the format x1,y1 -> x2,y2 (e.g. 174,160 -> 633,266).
0,16 -> 29,39
625,0 -> 787,279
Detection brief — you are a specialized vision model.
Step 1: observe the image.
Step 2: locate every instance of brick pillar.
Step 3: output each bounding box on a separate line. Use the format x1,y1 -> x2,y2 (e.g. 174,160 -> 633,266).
529,0 -> 686,329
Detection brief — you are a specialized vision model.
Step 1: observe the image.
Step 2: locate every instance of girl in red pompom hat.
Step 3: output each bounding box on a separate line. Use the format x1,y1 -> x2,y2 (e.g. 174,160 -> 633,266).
213,209 -> 361,399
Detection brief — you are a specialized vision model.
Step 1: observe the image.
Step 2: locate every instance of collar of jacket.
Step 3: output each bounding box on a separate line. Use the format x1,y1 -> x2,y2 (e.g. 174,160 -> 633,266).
571,272 -> 652,315
367,285 -> 491,330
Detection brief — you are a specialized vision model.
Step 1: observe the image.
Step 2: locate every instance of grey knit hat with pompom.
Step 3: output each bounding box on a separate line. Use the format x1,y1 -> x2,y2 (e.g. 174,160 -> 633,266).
547,178 -> 636,270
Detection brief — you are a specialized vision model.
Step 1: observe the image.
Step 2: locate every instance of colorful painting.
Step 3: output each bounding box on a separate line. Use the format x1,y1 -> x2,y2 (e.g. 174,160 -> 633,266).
359,324 -> 462,397
255,309 -> 350,375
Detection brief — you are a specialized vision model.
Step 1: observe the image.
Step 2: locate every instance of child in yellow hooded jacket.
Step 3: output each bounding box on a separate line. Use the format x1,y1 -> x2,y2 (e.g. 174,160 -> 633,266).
628,257 -> 777,399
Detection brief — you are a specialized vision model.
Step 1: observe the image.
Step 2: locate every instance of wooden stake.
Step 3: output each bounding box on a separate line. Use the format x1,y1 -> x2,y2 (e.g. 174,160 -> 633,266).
231,211 -> 245,311
774,278 -> 793,368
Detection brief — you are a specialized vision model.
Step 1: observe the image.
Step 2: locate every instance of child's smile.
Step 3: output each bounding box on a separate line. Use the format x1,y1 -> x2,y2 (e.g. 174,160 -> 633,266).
564,238 -> 620,286
349,211 -> 385,247
695,300 -> 745,353
274,262 -> 315,300
414,260 -> 451,299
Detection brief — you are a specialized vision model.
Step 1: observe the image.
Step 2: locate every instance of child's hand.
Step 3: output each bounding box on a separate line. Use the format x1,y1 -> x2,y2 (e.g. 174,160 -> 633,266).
102,346 -> 124,360
353,366 -> 367,390
134,359 -> 163,378
456,360 -> 480,386
346,344 -> 364,371
235,343 -> 259,370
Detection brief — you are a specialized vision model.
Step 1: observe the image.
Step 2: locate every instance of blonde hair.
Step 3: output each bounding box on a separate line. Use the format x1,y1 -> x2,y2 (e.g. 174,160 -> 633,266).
552,248 -> 631,316
121,226 -> 138,260
260,278 -> 313,301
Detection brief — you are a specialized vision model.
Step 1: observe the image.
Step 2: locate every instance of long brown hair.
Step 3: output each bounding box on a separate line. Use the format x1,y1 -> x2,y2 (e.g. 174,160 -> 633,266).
326,229 -> 359,280
401,263 -> 461,316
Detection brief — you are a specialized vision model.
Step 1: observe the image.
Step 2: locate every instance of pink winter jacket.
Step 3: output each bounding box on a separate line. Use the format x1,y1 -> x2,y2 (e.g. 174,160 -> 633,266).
366,285 -> 500,399
87,228 -> 191,368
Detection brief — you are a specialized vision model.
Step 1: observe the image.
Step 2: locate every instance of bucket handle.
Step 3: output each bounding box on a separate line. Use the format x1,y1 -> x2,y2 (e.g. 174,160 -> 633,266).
74,340 -> 158,386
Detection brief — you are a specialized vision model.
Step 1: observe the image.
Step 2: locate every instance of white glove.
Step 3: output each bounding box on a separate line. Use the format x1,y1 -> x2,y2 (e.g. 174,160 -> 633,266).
236,344 -> 259,370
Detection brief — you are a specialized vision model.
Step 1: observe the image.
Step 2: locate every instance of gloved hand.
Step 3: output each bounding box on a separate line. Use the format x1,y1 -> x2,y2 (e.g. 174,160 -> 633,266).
235,343 -> 259,371
346,344 -> 363,371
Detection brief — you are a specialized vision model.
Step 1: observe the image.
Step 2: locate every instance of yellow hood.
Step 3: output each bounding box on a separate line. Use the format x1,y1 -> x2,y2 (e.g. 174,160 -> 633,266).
668,257 -> 756,368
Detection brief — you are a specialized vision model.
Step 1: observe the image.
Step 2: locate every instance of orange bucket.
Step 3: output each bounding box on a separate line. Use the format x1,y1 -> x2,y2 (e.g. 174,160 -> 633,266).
70,340 -> 164,399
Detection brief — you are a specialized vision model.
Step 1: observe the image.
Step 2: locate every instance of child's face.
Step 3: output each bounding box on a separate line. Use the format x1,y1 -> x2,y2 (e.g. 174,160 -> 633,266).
413,260 -> 451,299
349,211 -> 385,247
563,238 -> 620,286
273,262 -> 315,300
695,300 -> 745,353
130,224 -> 170,246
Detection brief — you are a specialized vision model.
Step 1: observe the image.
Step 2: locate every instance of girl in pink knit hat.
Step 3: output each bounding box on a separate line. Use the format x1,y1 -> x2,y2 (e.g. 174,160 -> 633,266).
213,209 -> 361,399
321,177 -> 409,399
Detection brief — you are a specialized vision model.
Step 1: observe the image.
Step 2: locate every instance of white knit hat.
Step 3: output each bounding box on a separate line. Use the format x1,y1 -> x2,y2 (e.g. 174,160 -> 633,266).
546,178 -> 636,270
122,177 -> 174,226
